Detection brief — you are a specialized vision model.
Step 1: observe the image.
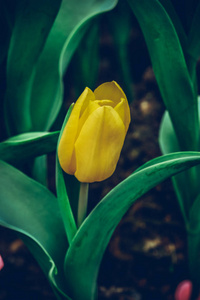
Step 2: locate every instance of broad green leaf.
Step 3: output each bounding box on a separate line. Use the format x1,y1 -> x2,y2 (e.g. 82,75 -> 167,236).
187,2 -> 200,60
0,160 -> 70,299
56,104 -> 78,244
32,155 -> 48,186
71,20 -> 100,99
159,0 -> 187,48
158,1 -> 196,81
147,112 -> 195,219
108,1 -> 133,102
30,0 -> 118,132
159,112 -> 193,219
0,131 -> 59,165
62,173 -> 80,225
4,0 -> 61,134
159,111 -> 179,155
0,1 -> 14,65
159,102 -> 200,218
64,152 -> 200,300
127,0 -> 199,151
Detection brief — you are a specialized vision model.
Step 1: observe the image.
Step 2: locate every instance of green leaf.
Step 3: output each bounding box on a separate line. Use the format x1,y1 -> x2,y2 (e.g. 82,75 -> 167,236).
159,102 -> 200,218
71,19 -> 100,98
56,104 -> 78,244
64,152 -> 200,300
159,0 -> 187,48
0,1 -> 14,65
0,131 -> 59,165
127,0 -> 199,151
0,160 -> 70,299
159,110 -> 179,154
32,155 -> 48,186
4,0 -> 61,134
187,2 -> 200,60
158,1 -> 197,81
108,1 -> 134,102
30,0 -> 118,132
158,112 -> 189,218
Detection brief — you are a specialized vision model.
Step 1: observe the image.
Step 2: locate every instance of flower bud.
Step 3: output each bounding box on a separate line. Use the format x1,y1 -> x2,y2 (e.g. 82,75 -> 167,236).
175,280 -> 192,300
0,255 -> 4,270
58,81 -> 131,183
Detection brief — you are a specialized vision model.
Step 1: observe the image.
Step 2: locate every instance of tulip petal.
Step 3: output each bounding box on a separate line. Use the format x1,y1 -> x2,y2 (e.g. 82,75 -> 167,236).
95,100 -> 115,107
94,81 -> 126,104
78,100 -> 100,135
115,98 -> 130,132
94,81 -> 131,131
74,106 -> 125,182
58,87 -> 95,174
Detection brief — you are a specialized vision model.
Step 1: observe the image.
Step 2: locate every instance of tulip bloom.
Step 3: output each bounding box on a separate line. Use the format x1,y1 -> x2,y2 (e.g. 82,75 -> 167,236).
58,81 -> 130,183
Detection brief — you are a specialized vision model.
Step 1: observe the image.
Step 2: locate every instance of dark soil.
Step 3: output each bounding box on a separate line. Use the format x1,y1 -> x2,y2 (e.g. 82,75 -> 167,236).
0,12 -> 190,300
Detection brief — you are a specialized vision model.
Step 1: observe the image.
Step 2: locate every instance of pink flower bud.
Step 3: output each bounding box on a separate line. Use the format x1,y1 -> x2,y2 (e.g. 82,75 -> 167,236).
175,280 -> 192,300
0,255 -> 4,270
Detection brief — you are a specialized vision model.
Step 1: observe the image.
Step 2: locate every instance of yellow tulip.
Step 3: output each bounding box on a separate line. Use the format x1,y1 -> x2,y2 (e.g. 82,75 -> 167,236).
58,81 -> 131,183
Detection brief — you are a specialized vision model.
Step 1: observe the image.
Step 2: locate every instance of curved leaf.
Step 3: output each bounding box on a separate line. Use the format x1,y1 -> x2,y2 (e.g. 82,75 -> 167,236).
127,0 -> 198,151
56,104 -> 77,244
71,20 -> 100,98
0,131 -> 59,164
64,152 -> 200,300
158,111 -> 179,155
30,0 -> 118,131
158,1 -> 196,81
159,0 -> 187,48
0,1 -> 14,65
159,101 -> 200,218
108,1 -> 133,102
187,1 -> 200,60
0,160 -> 70,298
4,0 -> 61,134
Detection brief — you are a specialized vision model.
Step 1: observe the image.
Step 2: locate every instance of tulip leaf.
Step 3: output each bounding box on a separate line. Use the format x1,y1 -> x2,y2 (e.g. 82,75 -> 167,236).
56,104 -> 78,244
30,0 -> 118,132
158,1 -> 196,78
187,1 -> 200,60
0,131 -> 59,165
108,1 -> 133,102
145,113 -> 195,219
159,97 -> 200,218
4,0 -> 61,134
0,160 -> 70,299
159,111 -> 179,155
0,1 -> 14,65
158,0 -> 187,48
5,0 -> 118,135
71,20 -> 100,98
64,152 -> 200,300
127,0 -> 199,151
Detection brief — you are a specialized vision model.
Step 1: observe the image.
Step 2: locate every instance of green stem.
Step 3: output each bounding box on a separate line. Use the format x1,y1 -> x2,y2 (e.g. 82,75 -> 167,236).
77,183 -> 89,227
